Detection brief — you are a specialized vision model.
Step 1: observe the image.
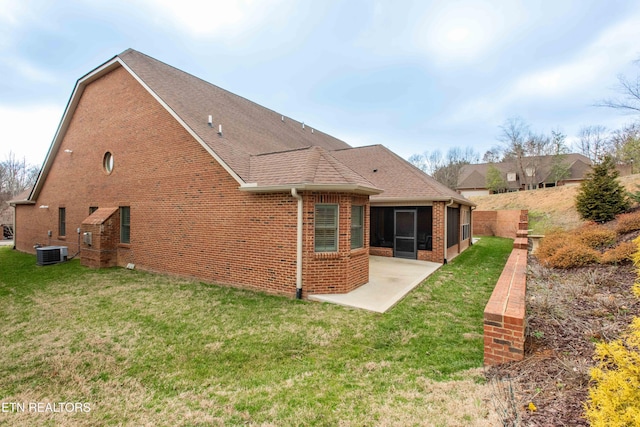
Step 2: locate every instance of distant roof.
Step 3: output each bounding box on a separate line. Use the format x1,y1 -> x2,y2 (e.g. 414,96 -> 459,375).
457,154 -> 592,190
9,188 -> 33,206
29,49 -> 473,205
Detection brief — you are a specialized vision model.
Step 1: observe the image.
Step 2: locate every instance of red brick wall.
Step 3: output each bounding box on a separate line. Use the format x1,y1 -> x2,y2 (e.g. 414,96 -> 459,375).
430,201 -> 446,263
473,210 -> 525,239
301,193 -> 370,296
483,248 -> 527,366
370,247 -> 392,257
80,208 -> 120,269
16,68 -> 302,295
15,66 -> 370,297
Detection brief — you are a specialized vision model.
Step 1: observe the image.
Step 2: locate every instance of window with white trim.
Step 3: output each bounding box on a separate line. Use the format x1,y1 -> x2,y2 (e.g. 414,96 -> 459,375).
461,208 -> 471,241
315,204 -> 338,252
351,205 -> 364,249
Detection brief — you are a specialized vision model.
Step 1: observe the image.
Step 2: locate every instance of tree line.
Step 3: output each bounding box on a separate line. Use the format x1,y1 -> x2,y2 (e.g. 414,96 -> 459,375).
0,152 -> 39,234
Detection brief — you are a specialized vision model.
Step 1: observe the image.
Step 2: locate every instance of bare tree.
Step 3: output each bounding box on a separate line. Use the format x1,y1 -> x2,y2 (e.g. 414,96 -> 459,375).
408,150 -> 445,176
499,116 -> 530,156
1,152 -> 38,196
408,146 -> 479,189
577,125 -> 610,163
597,60 -> 640,114
0,152 -> 39,234
498,117 -> 551,190
549,130 -> 571,185
407,153 -> 427,172
482,146 -> 503,163
609,122 -> 640,172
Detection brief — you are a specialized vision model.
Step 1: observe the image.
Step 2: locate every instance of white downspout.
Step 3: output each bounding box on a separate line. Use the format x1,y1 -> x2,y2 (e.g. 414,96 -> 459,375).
291,188 -> 303,299
470,205 -> 477,246
444,198 -> 454,264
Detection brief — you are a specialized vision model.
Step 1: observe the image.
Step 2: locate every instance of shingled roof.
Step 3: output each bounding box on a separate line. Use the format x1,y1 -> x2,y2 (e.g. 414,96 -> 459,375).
332,145 -> 470,204
457,154 -> 592,191
27,49 -> 473,206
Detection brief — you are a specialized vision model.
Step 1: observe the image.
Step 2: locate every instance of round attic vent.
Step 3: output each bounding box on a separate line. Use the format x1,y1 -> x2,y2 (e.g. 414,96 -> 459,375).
103,152 -> 114,174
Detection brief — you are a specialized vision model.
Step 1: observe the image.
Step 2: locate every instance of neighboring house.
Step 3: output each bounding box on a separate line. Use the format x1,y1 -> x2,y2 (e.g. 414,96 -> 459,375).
457,154 -> 593,197
11,49 -> 474,298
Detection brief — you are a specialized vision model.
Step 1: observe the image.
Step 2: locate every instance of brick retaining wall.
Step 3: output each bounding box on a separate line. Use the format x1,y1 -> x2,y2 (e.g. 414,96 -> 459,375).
474,209 -> 528,239
483,210 -> 529,366
483,248 -> 527,365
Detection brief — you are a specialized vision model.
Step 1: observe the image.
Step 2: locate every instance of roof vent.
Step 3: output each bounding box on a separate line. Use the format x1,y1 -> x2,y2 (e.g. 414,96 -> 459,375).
281,115 -> 284,122
218,124 -> 223,136
208,115 -> 213,127
302,122 -> 305,130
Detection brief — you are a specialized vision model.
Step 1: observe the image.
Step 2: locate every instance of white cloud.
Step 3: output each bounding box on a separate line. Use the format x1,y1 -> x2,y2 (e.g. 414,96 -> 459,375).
134,0 -> 290,39
0,0 -> 27,26
446,13 -> 640,125
1,56 -> 57,83
0,0 -> 28,48
414,0 -> 523,65
0,104 -> 62,166
511,16 -> 640,99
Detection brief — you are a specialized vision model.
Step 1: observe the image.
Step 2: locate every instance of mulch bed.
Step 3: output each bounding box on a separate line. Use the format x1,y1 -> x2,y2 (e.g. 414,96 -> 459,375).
486,257 -> 640,426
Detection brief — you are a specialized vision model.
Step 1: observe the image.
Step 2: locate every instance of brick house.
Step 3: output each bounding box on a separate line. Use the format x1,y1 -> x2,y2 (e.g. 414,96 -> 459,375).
457,154 -> 593,197
12,49 -> 474,298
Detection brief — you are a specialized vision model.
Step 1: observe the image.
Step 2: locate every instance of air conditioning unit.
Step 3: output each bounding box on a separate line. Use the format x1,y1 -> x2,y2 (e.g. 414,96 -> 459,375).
36,246 -> 68,266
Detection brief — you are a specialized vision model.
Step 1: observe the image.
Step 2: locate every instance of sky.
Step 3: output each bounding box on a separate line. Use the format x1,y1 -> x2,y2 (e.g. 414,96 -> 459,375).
2,0 -> 640,168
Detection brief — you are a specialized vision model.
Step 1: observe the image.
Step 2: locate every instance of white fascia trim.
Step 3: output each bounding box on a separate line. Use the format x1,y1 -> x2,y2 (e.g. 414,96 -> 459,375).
9,200 -> 36,206
371,196 -> 475,207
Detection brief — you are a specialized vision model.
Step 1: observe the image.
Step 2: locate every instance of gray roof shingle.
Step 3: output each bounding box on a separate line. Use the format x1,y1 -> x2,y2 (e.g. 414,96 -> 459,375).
29,49 -> 473,206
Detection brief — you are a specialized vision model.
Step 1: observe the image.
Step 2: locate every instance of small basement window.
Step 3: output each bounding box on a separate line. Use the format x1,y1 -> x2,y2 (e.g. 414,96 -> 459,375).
103,152 -> 114,174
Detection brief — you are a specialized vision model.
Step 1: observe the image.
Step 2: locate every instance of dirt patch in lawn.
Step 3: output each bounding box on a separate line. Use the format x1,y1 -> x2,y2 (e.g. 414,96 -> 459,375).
486,257 -> 640,426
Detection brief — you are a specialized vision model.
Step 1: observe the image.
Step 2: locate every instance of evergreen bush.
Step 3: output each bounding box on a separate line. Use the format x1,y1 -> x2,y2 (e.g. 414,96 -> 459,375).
576,156 -> 630,223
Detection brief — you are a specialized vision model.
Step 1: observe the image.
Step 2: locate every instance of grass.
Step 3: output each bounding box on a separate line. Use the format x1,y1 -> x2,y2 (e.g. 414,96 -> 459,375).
470,174 -> 640,233
0,237 -> 512,426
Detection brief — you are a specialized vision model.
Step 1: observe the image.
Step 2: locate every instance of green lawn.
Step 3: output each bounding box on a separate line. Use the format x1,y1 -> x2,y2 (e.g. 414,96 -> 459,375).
0,237 -> 512,426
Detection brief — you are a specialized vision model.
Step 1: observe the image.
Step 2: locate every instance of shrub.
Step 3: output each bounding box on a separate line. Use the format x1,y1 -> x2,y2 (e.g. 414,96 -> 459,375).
576,225 -> 617,250
601,241 -> 636,265
576,155 -> 630,223
586,237 -> 640,426
546,243 -> 600,269
585,315 -> 640,426
615,210 -> 640,234
536,231 -> 571,265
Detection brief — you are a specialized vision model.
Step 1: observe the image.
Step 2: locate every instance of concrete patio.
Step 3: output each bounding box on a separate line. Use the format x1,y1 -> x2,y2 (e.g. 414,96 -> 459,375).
309,256 -> 441,313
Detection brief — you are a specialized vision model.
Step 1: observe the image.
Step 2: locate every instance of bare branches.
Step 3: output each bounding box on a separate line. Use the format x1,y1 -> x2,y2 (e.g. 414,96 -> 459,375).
408,146 -> 479,189
0,151 -> 39,225
578,125 -> 610,163
596,67 -> 640,114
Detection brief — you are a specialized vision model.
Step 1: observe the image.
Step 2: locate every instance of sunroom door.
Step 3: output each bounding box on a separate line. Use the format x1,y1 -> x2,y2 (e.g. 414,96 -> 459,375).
394,209 -> 417,259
